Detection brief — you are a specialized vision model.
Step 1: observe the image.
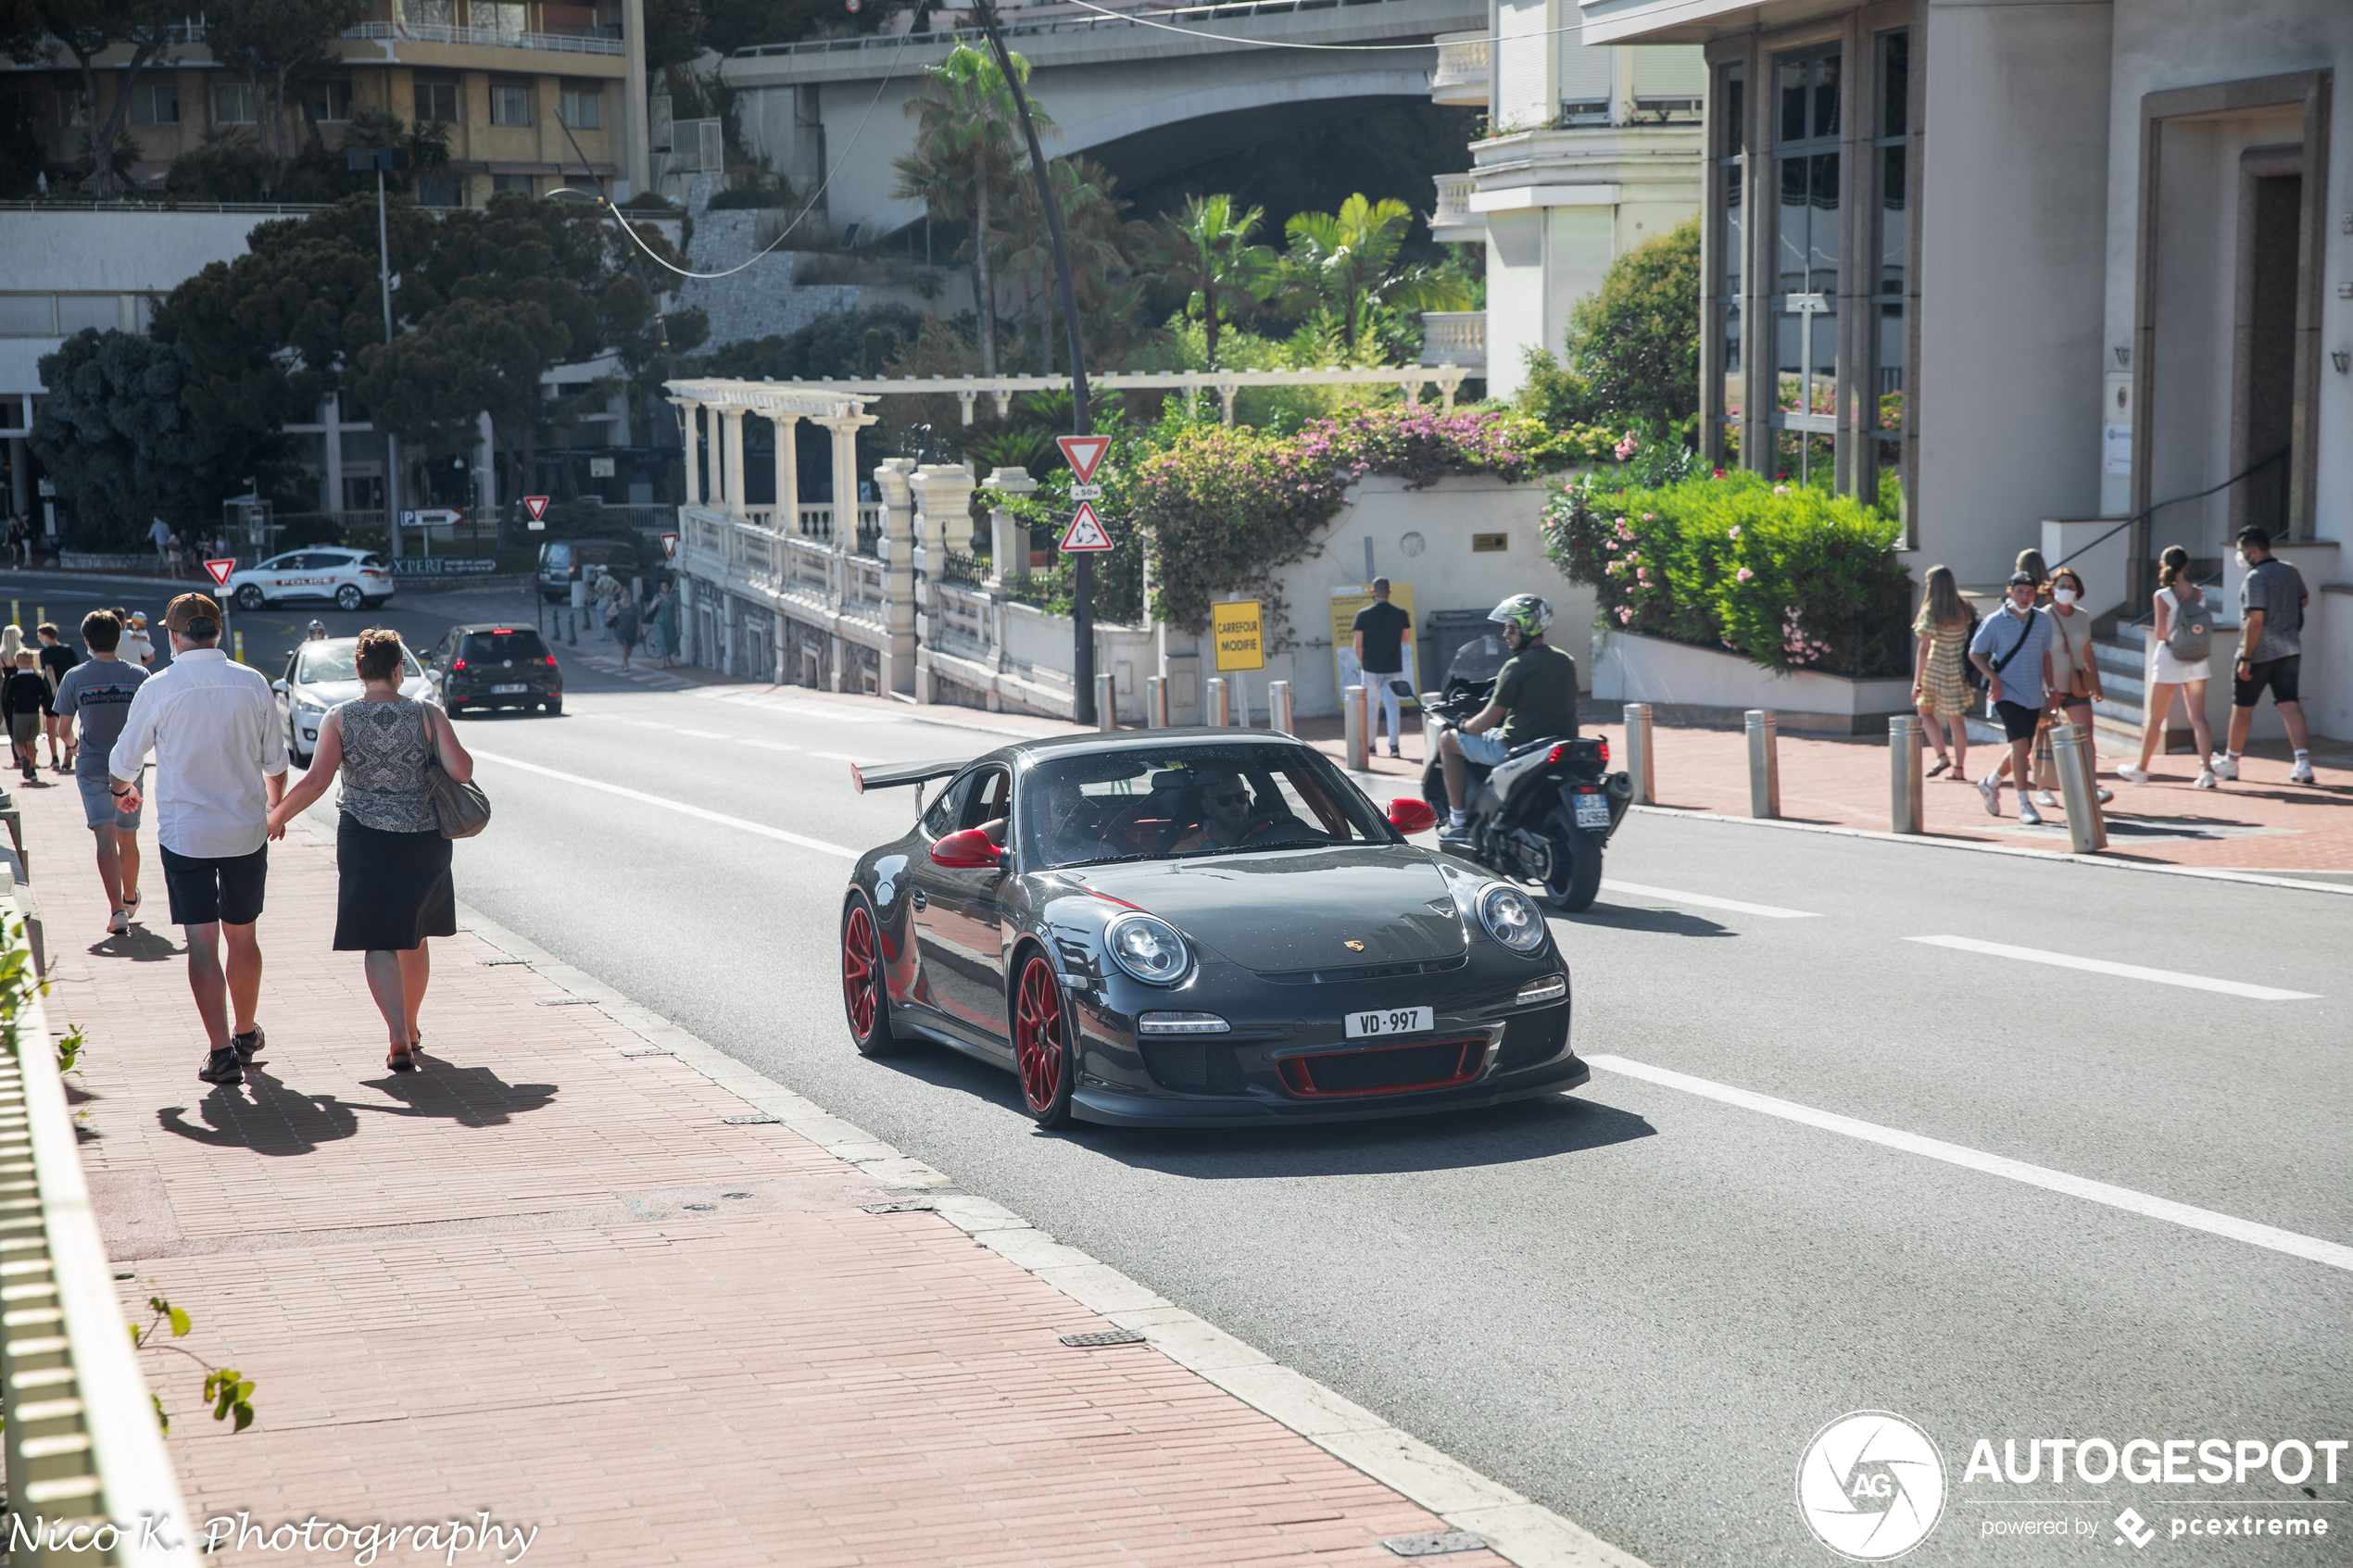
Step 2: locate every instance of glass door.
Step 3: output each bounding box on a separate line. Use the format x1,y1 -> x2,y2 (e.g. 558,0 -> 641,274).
1771,44 -> 1840,485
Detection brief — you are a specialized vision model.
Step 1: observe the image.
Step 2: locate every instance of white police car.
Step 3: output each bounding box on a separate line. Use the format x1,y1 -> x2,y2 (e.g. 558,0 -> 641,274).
272,637 -> 432,767
227,547 -> 396,612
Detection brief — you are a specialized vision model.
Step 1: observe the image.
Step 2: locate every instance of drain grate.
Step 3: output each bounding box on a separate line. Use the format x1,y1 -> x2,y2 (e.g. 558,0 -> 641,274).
721,1114 -> 778,1125
722,1192 -> 752,1199
682,1203 -> 716,1211
1059,1329 -> 1147,1348
1380,1534 -> 1489,1559
619,1047 -> 673,1058
536,997 -> 598,1007
478,959 -> 531,967
859,1198 -> 935,1214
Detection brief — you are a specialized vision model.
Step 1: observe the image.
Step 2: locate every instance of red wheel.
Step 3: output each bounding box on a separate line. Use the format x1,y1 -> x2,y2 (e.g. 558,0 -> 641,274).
1013,954 -> 1075,1127
841,894 -> 899,1057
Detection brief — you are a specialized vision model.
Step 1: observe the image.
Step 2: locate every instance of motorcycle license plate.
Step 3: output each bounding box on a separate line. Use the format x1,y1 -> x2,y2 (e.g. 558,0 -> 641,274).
491,684 -> 530,695
1345,1006 -> 1433,1039
1573,791 -> 1611,830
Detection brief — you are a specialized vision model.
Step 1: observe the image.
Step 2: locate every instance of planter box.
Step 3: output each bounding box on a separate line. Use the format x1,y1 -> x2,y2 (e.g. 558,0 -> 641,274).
1592,628 -> 1913,735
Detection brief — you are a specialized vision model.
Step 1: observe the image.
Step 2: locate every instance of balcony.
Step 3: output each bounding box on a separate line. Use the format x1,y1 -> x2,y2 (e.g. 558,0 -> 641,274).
1419,311 -> 1485,370
1429,30 -> 1488,107
341,19 -> 625,54
1429,171 -> 1480,242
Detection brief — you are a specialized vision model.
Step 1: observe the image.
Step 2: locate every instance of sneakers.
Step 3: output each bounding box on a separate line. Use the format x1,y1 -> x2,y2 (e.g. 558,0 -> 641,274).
2095,786 -> 2114,804
2032,790 -> 2059,809
1978,772 -> 2001,818
232,1024 -> 265,1065
2209,753 -> 2239,781
2289,757 -> 2316,785
2195,769 -> 2218,789
196,1047 -> 244,1085
2116,765 -> 2149,784
106,909 -> 127,935
2017,797 -> 2045,826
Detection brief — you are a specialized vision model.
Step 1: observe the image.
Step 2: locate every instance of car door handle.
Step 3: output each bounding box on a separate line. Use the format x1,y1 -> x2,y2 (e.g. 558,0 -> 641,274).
910,888 -> 928,910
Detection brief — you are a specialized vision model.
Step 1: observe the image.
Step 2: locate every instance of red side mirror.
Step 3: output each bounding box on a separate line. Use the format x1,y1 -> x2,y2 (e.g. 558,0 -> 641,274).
1388,797 -> 1439,835
930,826 -> 1003,870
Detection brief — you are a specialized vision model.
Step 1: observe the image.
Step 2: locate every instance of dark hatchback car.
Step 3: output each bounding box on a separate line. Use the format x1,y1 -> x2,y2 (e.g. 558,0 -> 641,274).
537,539 -> 644,604
422,623 -> 562,717
839,730 -> 1586,1130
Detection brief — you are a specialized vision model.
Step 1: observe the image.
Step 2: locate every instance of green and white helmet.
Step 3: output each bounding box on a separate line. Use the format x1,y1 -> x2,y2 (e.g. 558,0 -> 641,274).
1487,594 -> 1554,638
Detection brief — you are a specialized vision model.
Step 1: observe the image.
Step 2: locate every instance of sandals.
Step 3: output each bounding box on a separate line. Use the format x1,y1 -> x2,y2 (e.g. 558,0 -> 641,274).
1925,757 -> 1952,778
386,1046 -> 417,1073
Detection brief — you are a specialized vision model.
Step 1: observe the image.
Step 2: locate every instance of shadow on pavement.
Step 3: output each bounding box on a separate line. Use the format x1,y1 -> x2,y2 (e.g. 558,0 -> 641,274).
347,1061 -> 560,1128
157,1072 -> 360,1156
1562,904 -> 1734,937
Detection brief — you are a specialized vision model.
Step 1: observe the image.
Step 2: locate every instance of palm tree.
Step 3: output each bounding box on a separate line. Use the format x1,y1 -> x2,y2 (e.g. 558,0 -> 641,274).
995,155 -> 1145,372
1279,193 -> 1474,360
890,44 -> 1052,377
1147,194 -> 1277,370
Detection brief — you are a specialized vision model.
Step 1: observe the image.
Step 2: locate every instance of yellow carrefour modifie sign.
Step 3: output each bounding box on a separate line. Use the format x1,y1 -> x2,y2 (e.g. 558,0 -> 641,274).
1212,599 -> 1265,671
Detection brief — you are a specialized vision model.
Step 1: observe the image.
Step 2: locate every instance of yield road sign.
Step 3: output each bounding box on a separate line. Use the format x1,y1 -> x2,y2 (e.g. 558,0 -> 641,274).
204,558 -> 236,589
1059,502 -> 1113,553
661,532 -> 679,562
1056,434 -> 1112,484
523,495 -> 550,528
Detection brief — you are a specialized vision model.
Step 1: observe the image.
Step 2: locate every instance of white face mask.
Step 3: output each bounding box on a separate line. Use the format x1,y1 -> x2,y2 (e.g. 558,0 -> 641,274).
2053,588 -> 2078,607
2236,551 -> 2249,569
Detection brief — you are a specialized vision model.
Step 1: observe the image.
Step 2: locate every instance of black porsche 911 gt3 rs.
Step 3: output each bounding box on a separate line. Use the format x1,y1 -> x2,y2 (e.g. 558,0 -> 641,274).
840,728 -> 1590,1128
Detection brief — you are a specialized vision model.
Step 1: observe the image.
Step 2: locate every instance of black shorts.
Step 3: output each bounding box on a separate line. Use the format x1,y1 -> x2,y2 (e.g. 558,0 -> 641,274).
1994,698 -> 2045,742
160,844 -> 269,926
2233,654 -> 2299,708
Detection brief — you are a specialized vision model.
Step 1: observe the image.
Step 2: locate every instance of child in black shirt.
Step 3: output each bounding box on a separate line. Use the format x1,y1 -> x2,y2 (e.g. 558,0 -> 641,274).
2,650 -> 50,783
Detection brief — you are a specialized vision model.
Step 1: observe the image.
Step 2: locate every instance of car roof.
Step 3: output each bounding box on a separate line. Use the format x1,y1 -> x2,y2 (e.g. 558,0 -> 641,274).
966,728 -> 1322,773
449,622 -> 551,633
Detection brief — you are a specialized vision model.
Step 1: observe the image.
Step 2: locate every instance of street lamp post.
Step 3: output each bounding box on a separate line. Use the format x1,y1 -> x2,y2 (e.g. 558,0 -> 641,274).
349,147 -> 410,559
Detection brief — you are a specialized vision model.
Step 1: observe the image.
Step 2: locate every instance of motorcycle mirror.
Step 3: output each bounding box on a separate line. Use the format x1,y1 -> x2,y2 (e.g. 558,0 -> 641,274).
1387,798 -> 1440,835
929,826 -> 1003,870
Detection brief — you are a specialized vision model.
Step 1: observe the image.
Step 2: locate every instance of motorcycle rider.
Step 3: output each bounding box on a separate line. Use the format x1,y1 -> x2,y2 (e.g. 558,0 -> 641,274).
1438,595 -> 1580,834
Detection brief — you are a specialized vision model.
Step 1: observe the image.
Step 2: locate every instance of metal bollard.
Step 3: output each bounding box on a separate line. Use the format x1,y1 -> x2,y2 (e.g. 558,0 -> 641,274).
1889,714 -> 1924,834
2050,722 -> 2108,853
1094,671 -> 1114,732
1745,709 -> 1780,819
1145,675 -> 1166,730
1344,684 -> 1368,772
1204,676 -> 1228,729
1268,680 -> 1294,736
1231,676 -> 1248,728
1621,702 -> 1655,804
232,630 -> 245,665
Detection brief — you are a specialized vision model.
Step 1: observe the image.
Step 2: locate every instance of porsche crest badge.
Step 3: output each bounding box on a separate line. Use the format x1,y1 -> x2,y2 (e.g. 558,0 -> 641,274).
1342,940 -> 1365,951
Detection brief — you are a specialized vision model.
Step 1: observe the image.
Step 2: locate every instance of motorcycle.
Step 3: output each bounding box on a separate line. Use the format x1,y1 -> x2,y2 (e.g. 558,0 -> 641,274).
1416,635 -> 1633,912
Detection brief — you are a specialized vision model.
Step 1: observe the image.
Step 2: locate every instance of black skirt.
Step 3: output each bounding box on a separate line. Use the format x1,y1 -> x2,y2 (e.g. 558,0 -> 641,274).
333,813 -> 456,951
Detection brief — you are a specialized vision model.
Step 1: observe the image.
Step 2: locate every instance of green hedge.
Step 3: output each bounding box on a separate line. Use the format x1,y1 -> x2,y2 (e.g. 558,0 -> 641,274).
1545,471 -> 1910,678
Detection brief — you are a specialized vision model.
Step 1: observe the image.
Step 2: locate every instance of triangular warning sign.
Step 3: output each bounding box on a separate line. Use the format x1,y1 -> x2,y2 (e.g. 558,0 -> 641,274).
522,495 -> 550,522
204,558 -> 236,588
661,532 -> 679,562
1058,502 -> 1113,553
1056,434 -> 1112,485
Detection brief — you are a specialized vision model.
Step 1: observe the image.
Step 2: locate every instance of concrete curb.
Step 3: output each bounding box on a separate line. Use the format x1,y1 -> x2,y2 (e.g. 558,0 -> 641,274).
437,884 -> 1650,1568
1624,801 -> 2353,897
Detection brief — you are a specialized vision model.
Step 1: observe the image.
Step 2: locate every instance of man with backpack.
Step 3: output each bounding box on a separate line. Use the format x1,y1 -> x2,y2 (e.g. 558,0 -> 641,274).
2216,527 -> 2316,786
1969,572 -> 2059,825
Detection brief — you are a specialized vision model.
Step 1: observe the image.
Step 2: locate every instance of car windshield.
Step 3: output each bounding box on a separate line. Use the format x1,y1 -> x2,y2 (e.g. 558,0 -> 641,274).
459,628 -> 551,661
1020,743 -> 1394,870
296,643 -> 423,683
1447,633 -> 1510,684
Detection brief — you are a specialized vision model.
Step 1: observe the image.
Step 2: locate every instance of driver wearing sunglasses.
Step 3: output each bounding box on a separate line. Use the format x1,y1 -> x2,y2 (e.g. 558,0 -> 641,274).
1174,771 -> 1277,853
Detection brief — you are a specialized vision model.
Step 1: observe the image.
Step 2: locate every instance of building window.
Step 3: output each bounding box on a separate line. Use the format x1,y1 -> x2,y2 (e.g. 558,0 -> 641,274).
1712,60 -> 1744,459
559,82 -> 600,128
490,81 -> 532,126
128,79 -> 178,126
211,79 -> 260,125
308,76 -> 354,122
474,1 -> 526,36
0,296 -> 55,336
416,170 -> 464,207
56,296 -> 122,334
491,172 -> 535,194
1770,42 -> 1839,485
1870,29 -> 1910,519
414,79 -> 460,125
57,86 -> 87,127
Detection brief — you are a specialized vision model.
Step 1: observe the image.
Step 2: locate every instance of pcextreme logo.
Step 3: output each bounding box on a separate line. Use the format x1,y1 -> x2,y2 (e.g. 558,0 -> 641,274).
1797,1411 -> 1948,1561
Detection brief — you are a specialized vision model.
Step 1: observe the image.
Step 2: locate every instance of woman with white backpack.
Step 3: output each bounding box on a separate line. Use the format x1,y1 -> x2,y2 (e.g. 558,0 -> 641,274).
2118,546 -> 2216,788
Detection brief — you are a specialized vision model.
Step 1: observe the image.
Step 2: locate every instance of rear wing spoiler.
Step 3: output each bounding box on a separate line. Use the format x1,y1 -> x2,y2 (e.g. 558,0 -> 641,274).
849,757 -> 966,795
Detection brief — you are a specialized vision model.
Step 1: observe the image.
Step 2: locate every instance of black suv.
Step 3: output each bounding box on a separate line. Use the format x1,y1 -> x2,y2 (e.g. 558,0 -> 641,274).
424,623 -> 563,716
537,539 -> 645,604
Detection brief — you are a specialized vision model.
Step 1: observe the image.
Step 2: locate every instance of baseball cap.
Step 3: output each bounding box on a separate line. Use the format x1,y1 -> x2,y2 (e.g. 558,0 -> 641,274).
165,593 -> 222,635
2007,571 -> 2036,588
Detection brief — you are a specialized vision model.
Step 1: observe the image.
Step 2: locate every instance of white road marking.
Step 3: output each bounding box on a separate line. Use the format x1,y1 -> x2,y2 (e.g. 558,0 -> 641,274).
812,750 -> 863,762
1598,881 -> 1819,920
673,728 -> 732,739
1586,1054 -> 2353,1275
740,740 -> 799,752
469,748 -> 859,859
1906,935 -> 2319,1000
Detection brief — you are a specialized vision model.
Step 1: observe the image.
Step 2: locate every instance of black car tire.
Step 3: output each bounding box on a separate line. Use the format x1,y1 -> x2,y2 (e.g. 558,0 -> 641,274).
335,584 -> 364,611
1011,949 -> 1077,1128
1539,807 -> 1604,912
840,892 -> 902,1057
236,584 -> 265,611
542,696 -> 562,715
287,725 -> 310,769
445,700 -> 465,719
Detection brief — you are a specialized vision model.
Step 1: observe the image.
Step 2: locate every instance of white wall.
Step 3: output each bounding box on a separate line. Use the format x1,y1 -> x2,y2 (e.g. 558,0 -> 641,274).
1911,0 -> 2115,589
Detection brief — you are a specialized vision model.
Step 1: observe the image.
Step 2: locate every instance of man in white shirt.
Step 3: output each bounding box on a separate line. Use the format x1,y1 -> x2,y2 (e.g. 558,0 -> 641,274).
112,594 -> 287,1085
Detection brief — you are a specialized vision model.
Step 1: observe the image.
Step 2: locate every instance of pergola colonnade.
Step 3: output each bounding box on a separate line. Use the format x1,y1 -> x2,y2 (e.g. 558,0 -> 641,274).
668,381 -> 881,526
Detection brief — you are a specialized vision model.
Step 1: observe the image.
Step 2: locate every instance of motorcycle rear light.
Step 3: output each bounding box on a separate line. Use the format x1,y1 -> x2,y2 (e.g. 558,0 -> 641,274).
1598,737 -> 1609,764
1546,743 -> 1569,764
453,659 -> 467,671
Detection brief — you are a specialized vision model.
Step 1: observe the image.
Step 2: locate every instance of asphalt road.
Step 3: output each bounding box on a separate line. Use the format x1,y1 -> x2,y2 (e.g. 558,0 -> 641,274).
65,573 -> 2350,1567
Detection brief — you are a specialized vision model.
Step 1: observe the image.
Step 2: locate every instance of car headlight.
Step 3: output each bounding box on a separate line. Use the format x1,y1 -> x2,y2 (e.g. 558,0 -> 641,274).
1477,884 -> 1547,955
1104,912 -> 1191,985
294,690 -> 331,713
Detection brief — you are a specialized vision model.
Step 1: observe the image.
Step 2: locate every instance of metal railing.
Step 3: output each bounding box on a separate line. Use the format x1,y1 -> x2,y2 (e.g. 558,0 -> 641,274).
734,0 -> 1430,57
341,19 -> 625,53
2047,445 -> 2290,618
0,872 -> 198,1565
939,547 -> 982,587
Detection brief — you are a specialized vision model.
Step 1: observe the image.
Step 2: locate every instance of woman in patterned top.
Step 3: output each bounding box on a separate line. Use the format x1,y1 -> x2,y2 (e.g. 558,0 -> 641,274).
1910,564 -> 1971,780
267,628 -> 473,1072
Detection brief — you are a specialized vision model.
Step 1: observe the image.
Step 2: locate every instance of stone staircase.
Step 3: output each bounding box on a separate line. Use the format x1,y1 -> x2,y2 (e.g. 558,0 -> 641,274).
1961,617 -> 2179,759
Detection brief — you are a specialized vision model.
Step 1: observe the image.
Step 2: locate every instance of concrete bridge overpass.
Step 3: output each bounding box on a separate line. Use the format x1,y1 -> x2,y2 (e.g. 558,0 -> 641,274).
721,0 -> 1483,244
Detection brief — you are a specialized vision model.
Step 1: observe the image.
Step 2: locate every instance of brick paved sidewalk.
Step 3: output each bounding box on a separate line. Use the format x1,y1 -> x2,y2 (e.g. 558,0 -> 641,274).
19,783 -> 1509,1567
